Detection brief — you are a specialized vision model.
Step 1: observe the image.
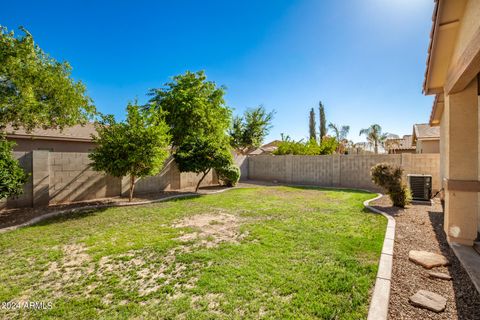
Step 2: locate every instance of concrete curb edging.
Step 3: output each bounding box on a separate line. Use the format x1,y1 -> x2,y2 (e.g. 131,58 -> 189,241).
0,188 -> 235,234
365,193 -> 395,320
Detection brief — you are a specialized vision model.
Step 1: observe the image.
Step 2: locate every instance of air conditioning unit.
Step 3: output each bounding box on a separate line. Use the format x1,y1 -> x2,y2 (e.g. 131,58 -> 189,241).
407,174 -> 432,201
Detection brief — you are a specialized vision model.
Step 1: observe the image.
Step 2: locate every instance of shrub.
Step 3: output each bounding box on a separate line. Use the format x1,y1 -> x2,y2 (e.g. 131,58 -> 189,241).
273,136 -> 338,155
0,138 -> 28,199
371,163 -> 411,207
216,165 -> 240,187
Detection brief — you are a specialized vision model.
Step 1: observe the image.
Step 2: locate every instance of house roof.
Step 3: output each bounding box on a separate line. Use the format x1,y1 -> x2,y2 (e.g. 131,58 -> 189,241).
4,123 -> 97,142
386,135 -> 415,151
413,123 -> 440,143
423,0 -> 467,95
249,140 -> 281,155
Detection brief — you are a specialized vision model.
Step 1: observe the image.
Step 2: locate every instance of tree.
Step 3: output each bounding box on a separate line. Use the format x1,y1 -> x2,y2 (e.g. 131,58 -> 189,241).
147,70 -> 231,148
359,124 -> 388,154
0,136 -> 28,199
175,136 -> 233,191
328,123 -> 350,154
0,26 -> 96,131
89,102 -> 170,201
318,101 -> 327,140
308,108 -> 316,142
229,105 -> 275,154
147,71 -> 234,191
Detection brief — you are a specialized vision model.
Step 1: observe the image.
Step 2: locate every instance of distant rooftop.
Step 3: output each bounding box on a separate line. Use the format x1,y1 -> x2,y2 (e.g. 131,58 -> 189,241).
413,123 -> 440,140
4,123 -> 97,142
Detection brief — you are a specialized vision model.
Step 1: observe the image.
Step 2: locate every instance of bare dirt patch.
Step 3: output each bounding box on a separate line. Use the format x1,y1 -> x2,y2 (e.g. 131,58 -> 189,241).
173,211 -> 248,248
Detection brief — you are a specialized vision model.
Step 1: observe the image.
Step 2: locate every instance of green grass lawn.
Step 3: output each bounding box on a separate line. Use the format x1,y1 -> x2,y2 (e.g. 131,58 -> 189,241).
0,186 -> 386,319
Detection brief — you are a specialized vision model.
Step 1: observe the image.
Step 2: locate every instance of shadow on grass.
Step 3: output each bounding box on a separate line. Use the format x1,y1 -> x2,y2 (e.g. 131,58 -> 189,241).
243,181 -> 375,195
428,210 -> 480,319
24,194 -> 203,228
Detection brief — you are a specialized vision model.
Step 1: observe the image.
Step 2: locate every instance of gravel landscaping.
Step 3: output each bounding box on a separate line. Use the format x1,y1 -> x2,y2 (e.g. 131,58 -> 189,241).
371,196 -> 480,320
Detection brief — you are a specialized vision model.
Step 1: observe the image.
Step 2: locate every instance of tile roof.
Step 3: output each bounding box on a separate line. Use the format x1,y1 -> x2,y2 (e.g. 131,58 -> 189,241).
413,123 -> 440,140
4,123 -> 97,142
386,135 -> 415,150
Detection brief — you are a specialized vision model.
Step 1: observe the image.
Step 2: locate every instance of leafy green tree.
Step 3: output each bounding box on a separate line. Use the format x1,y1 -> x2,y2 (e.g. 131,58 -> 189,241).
318,101 -> 327,140
309,108 -> 316,142
147,70 -> 231,147
0,26 -> 96,131
175,136 -> 233,191
359,124 -> 388,154
0,136 -> 28,199
89,102 -> 170,201
147,71 -> 234,191
328,123 -> 350,154
229,105 -> 275,154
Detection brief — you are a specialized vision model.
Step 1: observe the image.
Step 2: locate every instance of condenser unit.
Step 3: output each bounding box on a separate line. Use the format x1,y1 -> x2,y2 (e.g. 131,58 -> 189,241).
407,174 -> 432,201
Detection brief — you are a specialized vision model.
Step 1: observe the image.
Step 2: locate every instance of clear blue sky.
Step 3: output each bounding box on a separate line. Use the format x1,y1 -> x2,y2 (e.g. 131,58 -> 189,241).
1,0 -> 435,143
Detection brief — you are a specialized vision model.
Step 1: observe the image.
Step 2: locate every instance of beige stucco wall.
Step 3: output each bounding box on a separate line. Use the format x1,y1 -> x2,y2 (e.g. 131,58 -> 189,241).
442,78 -> 479,244
416,139 -> 440,154
248,154 -> 440,192
9,138 -> 96,153
451,0 -> 480,64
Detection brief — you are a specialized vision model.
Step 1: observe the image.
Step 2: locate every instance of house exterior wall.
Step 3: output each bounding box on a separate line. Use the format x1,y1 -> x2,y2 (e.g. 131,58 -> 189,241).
416,139 -> 440,154
248,154 -> 440,193
9,138 -> 96,153
442,77 -> 479,245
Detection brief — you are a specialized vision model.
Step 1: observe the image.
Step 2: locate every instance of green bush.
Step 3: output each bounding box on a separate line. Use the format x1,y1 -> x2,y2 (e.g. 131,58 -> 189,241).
273,137 -> 338,155
216,165 -> 240,187
0,138 -> 28,199
371,163 -> 411,207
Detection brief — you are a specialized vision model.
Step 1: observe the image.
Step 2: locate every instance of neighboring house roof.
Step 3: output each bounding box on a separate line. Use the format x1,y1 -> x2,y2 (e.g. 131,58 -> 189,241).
386,135 -> 415,151
412,123 -> 440,145
249,140 -> 281,155
4,123 -> 97,142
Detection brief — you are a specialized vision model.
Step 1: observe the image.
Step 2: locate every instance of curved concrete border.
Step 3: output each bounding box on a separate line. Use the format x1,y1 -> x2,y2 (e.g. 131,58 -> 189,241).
364,194 -> 395,320
0,187 -> 234,234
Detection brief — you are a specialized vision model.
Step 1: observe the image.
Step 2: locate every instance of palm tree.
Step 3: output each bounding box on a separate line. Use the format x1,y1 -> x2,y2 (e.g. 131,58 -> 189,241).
328,123 -> 350,153
359,124 -> 388,154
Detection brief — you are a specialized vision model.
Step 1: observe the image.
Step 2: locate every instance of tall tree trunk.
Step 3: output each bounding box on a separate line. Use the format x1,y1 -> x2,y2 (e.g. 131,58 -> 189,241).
374,141 -> 378,154
129,175 -> 135,202
195,168 -> 211,192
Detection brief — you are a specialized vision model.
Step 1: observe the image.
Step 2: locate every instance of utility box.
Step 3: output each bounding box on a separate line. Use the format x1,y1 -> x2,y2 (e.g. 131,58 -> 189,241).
407,174 -> 432,201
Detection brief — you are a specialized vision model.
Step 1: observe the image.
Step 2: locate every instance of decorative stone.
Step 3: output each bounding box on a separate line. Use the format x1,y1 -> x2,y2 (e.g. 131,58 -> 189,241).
409,290 -> 447,313
409,250 -> 449,269
427,271 -> 452,280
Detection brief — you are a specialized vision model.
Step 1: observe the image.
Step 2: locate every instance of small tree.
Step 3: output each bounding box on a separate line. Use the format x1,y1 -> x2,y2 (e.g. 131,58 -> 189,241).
371,163 -> 411,207
229,106 -> 275,155
309,108 -> 317,142
0,137 -> 28,199
328,123 -> 350,154
89,103 -> 170,201
0,26 -> 95,131
175,136 -> 233,191
359,124 -> 388,154
318,101 -> 327,140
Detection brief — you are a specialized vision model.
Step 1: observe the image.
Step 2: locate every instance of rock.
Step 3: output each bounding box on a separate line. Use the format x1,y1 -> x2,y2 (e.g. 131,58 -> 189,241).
409,250 -> 449,269
409,290 -> 447,313
427,271 -> 452,280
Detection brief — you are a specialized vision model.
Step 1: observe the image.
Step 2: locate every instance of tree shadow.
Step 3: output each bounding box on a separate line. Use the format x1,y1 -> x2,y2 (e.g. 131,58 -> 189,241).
428,210 -> 480,319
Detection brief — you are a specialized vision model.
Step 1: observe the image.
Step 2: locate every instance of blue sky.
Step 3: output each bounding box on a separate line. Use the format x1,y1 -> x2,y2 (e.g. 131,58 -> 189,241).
1,0 -> 435,143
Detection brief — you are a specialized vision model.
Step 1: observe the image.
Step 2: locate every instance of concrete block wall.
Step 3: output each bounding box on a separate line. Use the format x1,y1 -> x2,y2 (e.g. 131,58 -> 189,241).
248,154 -> 441,192
2,151 -> 221,209
49,152 -> 121,204
0,152 -> 33,209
